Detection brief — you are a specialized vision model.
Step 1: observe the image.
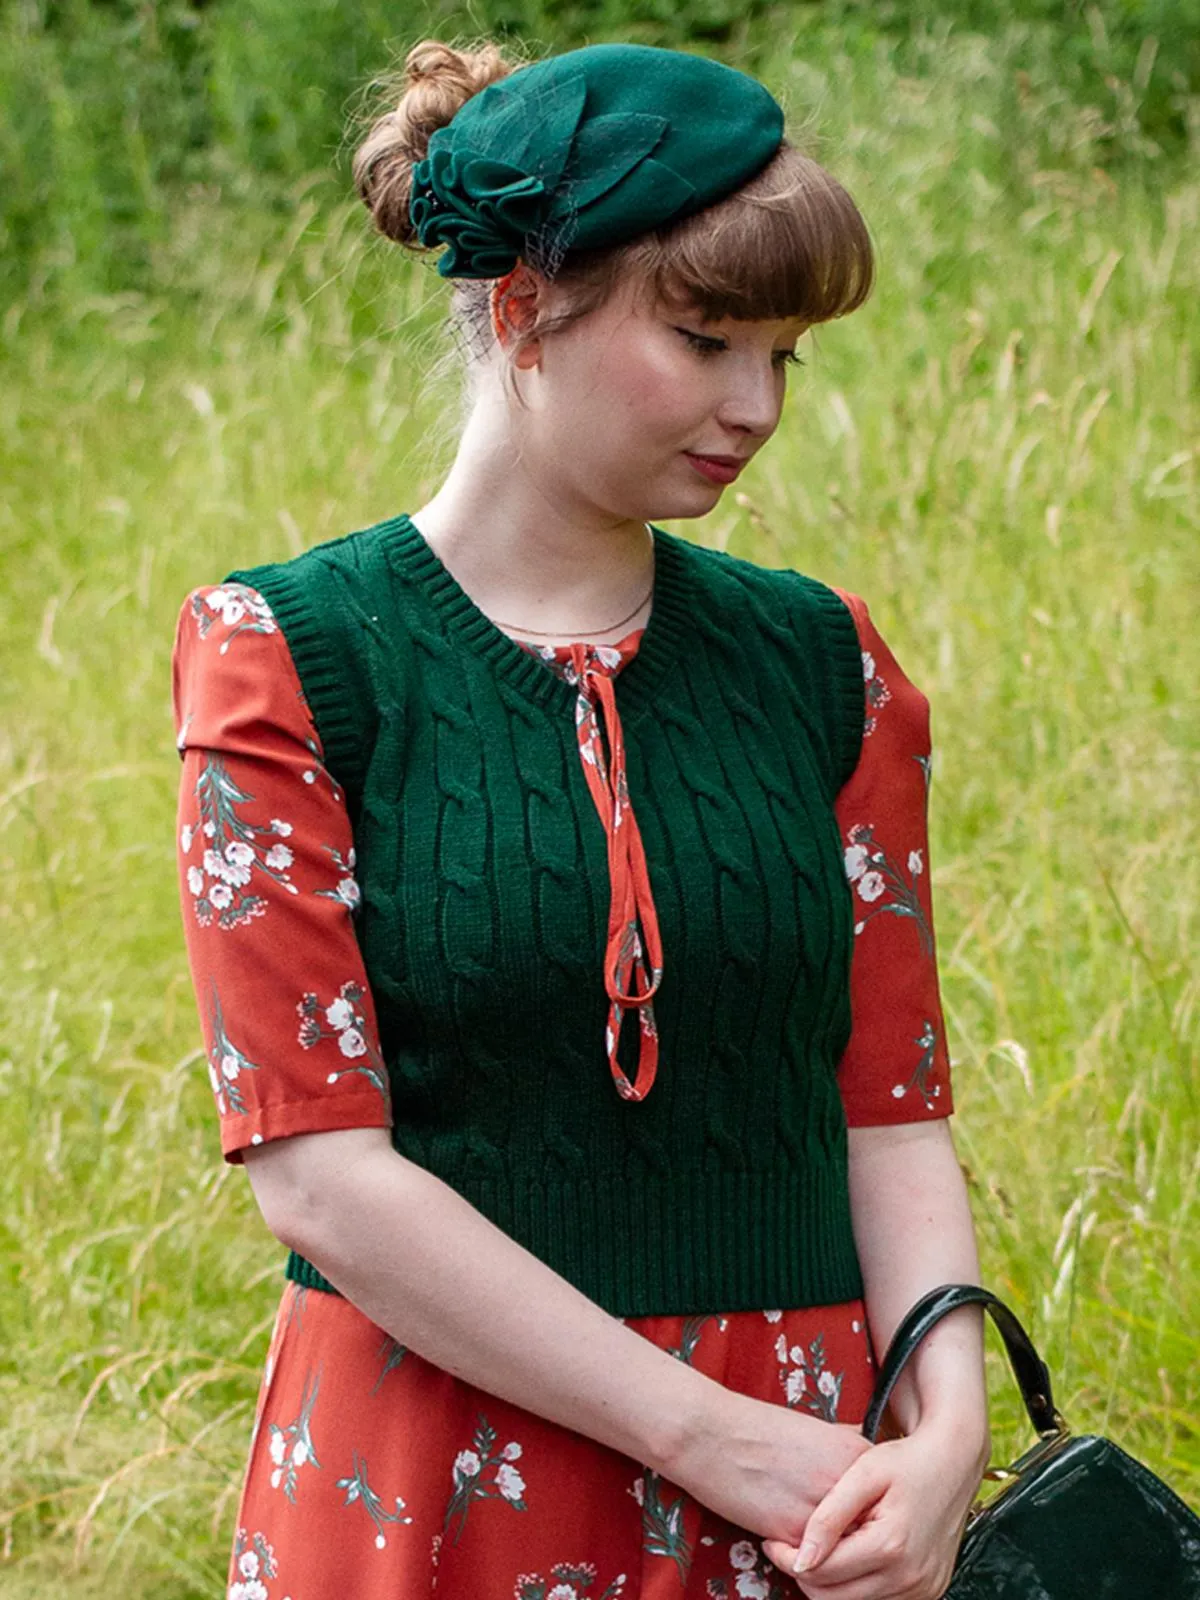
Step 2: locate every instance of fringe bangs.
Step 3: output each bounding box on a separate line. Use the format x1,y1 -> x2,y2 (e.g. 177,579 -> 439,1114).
636,146 -> 875,326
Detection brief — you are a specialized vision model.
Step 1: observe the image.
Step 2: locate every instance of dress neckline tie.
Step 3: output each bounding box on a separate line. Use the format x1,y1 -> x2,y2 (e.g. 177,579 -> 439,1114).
515,629 -> 662,1102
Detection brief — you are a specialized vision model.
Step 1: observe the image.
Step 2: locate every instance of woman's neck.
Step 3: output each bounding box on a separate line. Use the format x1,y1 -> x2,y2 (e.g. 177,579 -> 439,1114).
409,413 -> 657,645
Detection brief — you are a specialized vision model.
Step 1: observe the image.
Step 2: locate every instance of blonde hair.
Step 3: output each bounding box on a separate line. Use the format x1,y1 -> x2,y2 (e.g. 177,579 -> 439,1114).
352,38 -> 874,362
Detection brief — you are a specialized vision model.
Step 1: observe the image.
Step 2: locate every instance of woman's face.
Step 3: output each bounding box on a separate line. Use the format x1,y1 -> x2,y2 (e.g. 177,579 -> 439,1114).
501,271 -> 809,525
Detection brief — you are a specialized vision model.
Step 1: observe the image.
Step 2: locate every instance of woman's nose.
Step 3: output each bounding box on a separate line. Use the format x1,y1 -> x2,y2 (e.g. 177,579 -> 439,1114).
718,359 -> 783,438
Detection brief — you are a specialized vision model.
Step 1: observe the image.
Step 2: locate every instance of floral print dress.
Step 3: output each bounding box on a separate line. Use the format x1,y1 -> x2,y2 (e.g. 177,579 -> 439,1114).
172,574 -> 953,1600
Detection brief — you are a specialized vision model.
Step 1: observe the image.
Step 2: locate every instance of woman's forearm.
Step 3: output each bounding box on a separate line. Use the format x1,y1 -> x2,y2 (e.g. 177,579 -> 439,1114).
243,1126 -> 727,1476
847,1120 -> 989,1452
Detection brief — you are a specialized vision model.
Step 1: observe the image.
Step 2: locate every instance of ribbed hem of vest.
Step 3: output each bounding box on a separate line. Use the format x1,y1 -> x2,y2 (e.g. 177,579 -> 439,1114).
284,1166 -> 864,1317
286,1250 -> 337,1293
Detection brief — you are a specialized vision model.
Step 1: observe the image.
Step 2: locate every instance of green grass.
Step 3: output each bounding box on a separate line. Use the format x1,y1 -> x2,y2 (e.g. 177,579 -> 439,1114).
2,20 -> 1197,1593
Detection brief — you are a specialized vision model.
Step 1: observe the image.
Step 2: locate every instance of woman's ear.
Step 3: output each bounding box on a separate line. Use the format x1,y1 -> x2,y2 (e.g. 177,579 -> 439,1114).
491,264 -> 544,368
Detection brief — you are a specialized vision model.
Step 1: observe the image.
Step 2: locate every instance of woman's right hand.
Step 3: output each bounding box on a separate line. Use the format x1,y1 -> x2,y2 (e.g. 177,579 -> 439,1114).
668,1383 -> 874,1552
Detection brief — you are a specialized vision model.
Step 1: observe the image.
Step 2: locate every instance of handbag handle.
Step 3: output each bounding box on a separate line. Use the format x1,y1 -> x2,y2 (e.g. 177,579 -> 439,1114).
862,1283 -> 1062,1444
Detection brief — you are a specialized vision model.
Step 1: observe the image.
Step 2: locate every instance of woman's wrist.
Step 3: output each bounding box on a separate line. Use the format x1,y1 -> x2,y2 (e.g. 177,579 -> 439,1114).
657,1369 -> 740,1483
906,1406 -> 992,1475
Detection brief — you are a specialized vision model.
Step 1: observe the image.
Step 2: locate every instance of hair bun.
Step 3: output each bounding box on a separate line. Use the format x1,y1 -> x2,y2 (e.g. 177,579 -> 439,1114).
352,39 -> 517,247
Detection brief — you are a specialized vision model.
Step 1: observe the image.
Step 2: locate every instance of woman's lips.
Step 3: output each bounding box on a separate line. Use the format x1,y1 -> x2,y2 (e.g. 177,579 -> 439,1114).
684,452 -> 746,485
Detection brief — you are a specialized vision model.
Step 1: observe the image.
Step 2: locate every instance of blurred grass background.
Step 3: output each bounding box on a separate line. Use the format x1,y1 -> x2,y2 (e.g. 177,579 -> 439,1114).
1,0 -> 1197,1592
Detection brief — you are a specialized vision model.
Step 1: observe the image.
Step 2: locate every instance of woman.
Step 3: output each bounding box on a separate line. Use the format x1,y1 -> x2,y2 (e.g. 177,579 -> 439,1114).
173,38 -> 990,1600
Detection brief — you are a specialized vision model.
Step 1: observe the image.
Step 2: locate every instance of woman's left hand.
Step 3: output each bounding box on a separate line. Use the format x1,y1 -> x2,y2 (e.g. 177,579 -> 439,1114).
761,1419 -> 989,1600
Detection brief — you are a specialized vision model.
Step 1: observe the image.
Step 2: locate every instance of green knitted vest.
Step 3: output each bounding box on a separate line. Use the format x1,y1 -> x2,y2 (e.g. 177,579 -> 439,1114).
228,513 -> 866,1317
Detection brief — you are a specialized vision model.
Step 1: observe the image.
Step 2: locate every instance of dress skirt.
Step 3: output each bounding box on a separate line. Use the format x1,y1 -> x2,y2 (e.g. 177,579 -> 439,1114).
226,1284 -> 879,1600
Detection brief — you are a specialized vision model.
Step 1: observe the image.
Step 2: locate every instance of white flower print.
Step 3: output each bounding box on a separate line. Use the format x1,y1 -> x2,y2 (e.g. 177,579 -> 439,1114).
297,983 -> 389,1105
324,998 -> 354,1031
515,1564 -> 626,1600
228,1529 -> 278,1600
193,584 -> 277,652
762,1309 -> 782,1323
182,756 -> 299,928
316,844 -> 361,914
856,870 -> 885,903
229,1584 -> 267,1600
270,818 -> 292,836
336,1028 -> 367,1060
891,1018 -> 942,1109
844,823 -> 933,952
775,1332 -> 844,1423
205,979 -> 259,1116
300,734 -> 343,801
266,1367 -> 321,1502
736,1574 -> 769,1599
706,1535 -> 786,1600
501,1440 -> 523,1461
444,1417 -> 527,1544
843,844 -> 869,882
862,647 -> 891,737
336,1451 -> 413,1549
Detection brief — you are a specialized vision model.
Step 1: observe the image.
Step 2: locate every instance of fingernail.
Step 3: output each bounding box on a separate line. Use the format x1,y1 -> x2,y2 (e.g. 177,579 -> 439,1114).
793,1541 -> 819,1574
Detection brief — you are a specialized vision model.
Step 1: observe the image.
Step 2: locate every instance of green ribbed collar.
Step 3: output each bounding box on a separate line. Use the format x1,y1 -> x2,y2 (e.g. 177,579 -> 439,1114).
379,513 -> 695,725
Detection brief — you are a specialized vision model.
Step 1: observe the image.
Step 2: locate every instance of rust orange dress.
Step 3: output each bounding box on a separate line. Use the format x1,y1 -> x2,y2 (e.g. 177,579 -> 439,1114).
172,577 -> 952,1600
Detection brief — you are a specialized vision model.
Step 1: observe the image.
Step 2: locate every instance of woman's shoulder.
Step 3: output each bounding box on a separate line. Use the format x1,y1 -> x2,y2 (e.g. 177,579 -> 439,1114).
671,529 -> 859,626
223,512 -> 406,604
171,579 -> 319,764
177,582 -> 281,649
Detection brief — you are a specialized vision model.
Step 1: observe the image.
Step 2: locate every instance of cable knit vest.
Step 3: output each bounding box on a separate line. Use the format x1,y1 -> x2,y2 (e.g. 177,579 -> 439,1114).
227,513 -> 867,1317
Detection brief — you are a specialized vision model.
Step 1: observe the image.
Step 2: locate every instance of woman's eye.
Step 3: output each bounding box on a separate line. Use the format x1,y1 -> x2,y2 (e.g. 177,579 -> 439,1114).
676,327 -> 727,356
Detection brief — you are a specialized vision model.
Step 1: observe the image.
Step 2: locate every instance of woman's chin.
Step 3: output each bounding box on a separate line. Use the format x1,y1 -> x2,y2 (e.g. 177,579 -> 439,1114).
643,477 -> 726,523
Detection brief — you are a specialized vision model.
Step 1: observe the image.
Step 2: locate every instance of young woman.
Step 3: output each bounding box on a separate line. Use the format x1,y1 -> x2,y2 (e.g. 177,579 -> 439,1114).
173,38 -> 990,1600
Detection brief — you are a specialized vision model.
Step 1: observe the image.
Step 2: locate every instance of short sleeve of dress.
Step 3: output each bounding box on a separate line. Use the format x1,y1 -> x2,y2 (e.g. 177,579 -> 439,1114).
172,583 -> 393,1164
831,590 -> 954,1125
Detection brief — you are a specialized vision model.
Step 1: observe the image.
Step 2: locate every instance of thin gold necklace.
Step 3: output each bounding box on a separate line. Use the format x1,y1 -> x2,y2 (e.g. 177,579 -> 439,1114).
491,529 -> 655,639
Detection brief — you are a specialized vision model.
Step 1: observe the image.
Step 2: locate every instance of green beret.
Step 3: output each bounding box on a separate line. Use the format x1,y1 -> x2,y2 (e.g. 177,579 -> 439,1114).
409,43 -> 785,279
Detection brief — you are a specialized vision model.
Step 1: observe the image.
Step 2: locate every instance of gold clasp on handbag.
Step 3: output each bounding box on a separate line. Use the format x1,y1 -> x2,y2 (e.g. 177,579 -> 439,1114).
967,1412 -> 1072,1525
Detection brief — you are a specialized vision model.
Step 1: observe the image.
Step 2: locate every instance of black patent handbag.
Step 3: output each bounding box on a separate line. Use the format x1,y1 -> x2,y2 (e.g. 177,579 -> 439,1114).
862,1284 -> 1200,1598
